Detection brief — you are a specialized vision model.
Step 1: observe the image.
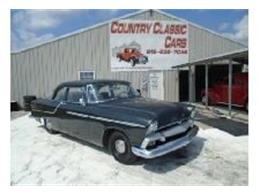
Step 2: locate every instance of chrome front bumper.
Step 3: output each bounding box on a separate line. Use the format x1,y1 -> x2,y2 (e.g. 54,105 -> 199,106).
131,125 -> 199,159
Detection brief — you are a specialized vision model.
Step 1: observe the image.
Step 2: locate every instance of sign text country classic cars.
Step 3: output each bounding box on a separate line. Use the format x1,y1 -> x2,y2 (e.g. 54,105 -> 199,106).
110,20 -> 189,71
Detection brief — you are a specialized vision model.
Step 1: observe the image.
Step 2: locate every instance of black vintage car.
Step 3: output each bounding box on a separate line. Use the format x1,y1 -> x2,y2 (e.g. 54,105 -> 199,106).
31,80 -> 198,164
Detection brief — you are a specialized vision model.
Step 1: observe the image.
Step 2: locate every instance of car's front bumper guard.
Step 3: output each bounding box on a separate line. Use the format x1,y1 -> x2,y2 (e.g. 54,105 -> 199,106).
131,126 -> 199,159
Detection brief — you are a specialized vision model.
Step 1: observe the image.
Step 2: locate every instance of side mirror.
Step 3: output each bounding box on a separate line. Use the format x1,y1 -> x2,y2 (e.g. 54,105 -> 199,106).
79,98 -> 86,106
136,89 -> 141,95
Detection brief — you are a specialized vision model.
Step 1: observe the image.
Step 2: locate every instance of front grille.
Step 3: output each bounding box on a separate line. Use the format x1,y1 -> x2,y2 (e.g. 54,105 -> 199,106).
146,128 -> 191,150
158,118 -> 189,132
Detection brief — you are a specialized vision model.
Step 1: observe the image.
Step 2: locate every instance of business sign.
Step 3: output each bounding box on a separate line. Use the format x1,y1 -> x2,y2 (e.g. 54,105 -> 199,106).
110,20 -> 189,71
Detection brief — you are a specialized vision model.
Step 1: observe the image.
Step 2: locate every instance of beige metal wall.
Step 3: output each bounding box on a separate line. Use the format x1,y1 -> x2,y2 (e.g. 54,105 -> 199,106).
189,25 -> 244,61
11,10 -> 245,106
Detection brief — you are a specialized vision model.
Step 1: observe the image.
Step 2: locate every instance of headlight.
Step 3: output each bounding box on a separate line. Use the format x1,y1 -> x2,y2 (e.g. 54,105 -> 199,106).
190,109 -> 196,119
186,105 -> 194,111
146,121 -> 158,135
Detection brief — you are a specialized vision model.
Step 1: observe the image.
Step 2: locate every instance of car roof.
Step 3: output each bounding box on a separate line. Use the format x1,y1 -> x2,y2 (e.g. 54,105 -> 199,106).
52,79 -> 131,98
234,72 -> 248,79
57,79 -> 130,88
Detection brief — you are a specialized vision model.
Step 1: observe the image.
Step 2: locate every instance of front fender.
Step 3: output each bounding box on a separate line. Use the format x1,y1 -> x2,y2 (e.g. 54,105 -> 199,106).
103,125 -> 147,147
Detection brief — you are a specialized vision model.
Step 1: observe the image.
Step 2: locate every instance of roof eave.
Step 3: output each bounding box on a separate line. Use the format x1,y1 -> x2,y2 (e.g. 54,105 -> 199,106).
11,9 -> 247,54
171,48 -> 248,68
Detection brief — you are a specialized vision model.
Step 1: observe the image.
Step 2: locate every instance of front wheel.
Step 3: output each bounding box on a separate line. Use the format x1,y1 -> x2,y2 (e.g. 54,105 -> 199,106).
108,131 -> 137,164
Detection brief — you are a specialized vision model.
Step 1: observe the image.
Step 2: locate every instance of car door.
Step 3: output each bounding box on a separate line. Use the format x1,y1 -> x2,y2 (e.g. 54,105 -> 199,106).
47,86 -> 69,131
58,86 -> 105,146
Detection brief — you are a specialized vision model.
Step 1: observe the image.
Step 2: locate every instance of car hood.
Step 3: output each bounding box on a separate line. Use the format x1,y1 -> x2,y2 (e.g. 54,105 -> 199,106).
97,97 -> 191,128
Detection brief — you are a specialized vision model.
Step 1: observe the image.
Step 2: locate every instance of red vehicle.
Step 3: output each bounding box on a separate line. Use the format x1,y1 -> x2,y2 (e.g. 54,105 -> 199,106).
116,48 -> 148,67
201,72 -> 248,110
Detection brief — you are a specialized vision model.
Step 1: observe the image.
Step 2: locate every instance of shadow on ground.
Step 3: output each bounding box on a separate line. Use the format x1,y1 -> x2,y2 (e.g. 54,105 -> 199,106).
140,136 -> 206,173
50,127 -> 206,174
196,113 -> 248,136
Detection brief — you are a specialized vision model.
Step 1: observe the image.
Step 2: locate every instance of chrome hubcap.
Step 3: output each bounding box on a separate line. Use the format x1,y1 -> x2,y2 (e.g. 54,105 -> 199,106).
115,139 -> 126,154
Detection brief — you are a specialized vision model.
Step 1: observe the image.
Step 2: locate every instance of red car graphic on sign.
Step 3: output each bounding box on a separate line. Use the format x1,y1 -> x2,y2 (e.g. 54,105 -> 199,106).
116,48 -> 148,67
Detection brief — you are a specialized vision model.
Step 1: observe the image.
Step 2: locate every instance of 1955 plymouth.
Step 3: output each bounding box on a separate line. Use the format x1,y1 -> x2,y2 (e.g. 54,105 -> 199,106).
31,80 -> 198,164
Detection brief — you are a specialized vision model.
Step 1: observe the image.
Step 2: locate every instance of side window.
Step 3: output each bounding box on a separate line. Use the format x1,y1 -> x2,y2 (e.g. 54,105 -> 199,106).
67,87 -> 84,103
96,85 -> 113,100
54,87 -> 67,101
113,84 -> 129,97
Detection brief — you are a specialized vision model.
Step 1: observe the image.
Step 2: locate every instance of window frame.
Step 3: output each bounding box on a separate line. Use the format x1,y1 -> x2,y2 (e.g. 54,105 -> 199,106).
86,84 -> 99,104
86,82 -> 140,104
53,87 -> 68,102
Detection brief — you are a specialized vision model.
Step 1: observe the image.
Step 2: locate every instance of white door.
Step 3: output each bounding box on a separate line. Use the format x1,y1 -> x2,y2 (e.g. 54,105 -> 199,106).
149,71 -> 164,100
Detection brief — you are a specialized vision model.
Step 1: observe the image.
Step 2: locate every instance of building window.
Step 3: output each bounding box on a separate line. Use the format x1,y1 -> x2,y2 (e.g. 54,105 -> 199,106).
78,71 -> 95,81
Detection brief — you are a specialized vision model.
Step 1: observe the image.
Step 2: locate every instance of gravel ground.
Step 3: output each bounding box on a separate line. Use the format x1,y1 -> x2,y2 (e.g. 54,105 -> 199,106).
11,115 -> 248,185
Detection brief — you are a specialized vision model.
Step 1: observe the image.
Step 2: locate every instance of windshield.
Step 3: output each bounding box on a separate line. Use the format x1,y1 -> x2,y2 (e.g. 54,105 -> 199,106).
87,82 -> 140,103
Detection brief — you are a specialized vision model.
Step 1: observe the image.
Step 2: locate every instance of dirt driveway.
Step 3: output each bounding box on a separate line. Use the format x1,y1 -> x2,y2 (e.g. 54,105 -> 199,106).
11,115 -> 248,185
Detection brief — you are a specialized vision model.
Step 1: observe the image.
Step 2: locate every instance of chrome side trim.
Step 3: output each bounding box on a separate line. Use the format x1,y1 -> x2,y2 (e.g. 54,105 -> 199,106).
132,126 -> 199,159
66,111 -> 146,128
31,102 -> 63,115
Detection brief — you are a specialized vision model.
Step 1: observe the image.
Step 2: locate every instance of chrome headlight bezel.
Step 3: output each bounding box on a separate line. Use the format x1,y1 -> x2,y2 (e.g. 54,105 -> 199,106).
146,121 -> 158,135
190,109 -> 196,119
189,109 -> 196,128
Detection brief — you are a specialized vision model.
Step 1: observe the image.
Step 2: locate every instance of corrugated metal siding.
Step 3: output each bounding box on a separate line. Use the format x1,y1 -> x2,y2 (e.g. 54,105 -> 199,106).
11,10 -> 246,106
188,25 -> 244,62
163,70 -> 179,102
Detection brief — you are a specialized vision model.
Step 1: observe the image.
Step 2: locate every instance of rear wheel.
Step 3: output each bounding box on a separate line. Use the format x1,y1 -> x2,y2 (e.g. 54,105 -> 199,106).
108,131 -> 137,164
42,118 -> 58,134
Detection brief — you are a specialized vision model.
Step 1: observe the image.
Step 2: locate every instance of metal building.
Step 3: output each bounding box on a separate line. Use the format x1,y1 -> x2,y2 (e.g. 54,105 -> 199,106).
11,9 -> 246,107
